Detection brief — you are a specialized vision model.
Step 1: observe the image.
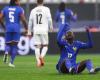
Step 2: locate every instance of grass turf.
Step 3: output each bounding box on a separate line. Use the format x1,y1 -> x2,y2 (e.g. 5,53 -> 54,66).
0,54 -> 100,80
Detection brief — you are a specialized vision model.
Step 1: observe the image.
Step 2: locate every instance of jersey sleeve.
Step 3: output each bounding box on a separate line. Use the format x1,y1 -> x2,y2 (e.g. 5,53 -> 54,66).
67,9 -> 77,21
19,7 -> 24,16
46,8 -> 52,19
46,8 -> 53,30
57,24 -> 69,46
77,41 -> 89,49
1,7 -> 6,16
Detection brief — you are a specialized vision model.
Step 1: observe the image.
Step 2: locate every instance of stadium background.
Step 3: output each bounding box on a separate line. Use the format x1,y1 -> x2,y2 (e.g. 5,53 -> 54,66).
0,0 -> 100,55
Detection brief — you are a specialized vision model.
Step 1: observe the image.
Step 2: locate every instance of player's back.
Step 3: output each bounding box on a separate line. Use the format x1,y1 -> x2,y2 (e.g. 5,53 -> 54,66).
2,6 -> 23,32
31,5 -> 51,34
56,9 -> 74,25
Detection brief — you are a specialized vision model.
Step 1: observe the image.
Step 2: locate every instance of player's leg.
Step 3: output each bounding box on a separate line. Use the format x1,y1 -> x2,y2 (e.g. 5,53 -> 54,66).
3,32 -> 12,63
40,34 -> 48,66
3,43 -> 11,63
85,59 -> 100,74
34,34 -> 41,67
8,32 -> 20,67
85,59 -> 95,73
58,60 -> 69,74
9,42 -> 18,67
59,59 -> 75,74
76,60 -> 87,74
76,59 -> 99,74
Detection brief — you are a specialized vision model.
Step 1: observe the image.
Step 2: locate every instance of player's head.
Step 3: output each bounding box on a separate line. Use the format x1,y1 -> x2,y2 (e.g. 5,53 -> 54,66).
9,0 -> 20,6
65,31 -> 74,44
37,0 -> 43,5
59,2 -> 66,12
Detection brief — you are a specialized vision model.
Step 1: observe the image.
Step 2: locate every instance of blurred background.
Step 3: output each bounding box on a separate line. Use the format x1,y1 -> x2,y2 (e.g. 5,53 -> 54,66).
0,0 -> 100,55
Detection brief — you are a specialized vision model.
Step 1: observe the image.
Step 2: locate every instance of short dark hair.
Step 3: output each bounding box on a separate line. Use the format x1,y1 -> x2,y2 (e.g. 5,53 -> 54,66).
9,0 -> 17,6
59,2 -> 66,12
37,0 -> 43,4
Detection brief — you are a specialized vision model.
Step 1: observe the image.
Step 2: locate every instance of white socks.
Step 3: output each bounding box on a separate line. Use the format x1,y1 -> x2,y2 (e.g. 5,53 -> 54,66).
41,46 -> 48,58
35,46 -> 48,64
5,51 -> 8,55
35,47 -> 41,64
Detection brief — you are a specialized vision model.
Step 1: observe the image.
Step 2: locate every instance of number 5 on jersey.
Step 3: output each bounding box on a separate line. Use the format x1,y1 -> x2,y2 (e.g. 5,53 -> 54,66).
9,11 -> 14,23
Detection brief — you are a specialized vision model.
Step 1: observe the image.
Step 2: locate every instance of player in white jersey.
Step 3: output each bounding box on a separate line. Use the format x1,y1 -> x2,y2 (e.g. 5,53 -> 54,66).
28,0 -> 53,67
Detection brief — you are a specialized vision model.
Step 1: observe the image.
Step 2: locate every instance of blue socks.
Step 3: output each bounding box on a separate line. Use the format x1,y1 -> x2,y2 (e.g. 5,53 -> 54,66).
86,60 -> 94,72
10,45 -> 17,64
5,45 -> 11,54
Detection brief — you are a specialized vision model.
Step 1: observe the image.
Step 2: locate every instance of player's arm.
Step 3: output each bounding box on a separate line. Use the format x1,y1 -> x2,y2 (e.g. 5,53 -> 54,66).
47,8 -> 53,32
19,8 -> 28,34
57,24 -> 69,45
70,10 -> 77,21
79,28 -> 93,49
86,28 -> 93,48
55,10 -> 59,22
20,14 -> 28,33
0,12 -> 5,30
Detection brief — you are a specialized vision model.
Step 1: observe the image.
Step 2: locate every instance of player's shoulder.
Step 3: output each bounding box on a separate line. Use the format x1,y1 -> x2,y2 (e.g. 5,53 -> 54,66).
2,6 -> 9,10
40,5 -> 50,11
16,6 -> 24,10
74,40 -> 81,44
43,6 -> 50,9
65,8 -> 72,11
65,8 -> 73,13
30,8 -> 35,14
31,6 -> 50,12
75,40 -> 85,45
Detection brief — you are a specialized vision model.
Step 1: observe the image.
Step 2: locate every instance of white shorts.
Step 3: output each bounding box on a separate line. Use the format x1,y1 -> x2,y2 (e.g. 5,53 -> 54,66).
34,34 -> 49,45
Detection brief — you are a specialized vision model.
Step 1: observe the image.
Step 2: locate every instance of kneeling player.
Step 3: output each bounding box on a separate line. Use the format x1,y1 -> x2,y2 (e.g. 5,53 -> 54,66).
56,24 -> 100,74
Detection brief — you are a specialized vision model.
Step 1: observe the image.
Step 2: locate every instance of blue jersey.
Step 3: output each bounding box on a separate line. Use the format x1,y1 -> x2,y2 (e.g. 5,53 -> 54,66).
57,24 -> 93,67
55,9 -> 77,26
1,6 -> 24,32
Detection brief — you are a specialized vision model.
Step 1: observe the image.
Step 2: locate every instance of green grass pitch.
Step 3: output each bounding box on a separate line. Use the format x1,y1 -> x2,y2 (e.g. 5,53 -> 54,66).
0,54 -> 100,80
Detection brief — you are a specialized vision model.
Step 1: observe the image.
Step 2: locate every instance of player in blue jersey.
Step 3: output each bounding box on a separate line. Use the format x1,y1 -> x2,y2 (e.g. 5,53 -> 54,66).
56,24 -> 100,74
0,0 -> 28,67
55,2 -> 77,30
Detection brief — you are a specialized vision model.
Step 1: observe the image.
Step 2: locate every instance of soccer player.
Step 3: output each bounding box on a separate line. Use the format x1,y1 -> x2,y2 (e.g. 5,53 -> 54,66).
55,2 -> 77,30
56,24 -> 100,74
0,0 -> 28,67
28,0 -> 53,67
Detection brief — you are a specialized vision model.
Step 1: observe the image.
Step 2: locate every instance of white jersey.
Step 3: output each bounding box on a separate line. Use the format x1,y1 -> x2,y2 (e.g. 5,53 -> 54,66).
28,5 -> 53,34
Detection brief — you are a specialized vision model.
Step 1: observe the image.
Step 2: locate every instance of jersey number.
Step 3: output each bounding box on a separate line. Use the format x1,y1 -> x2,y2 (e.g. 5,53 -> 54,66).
36,14 -> 42,24
60,14 -> 65,24
68,53 -> 72,58
9,12 -> 14,23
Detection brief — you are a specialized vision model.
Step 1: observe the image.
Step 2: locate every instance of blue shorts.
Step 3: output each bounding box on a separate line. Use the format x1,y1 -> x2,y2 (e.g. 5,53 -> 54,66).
5,32 -> 20,43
